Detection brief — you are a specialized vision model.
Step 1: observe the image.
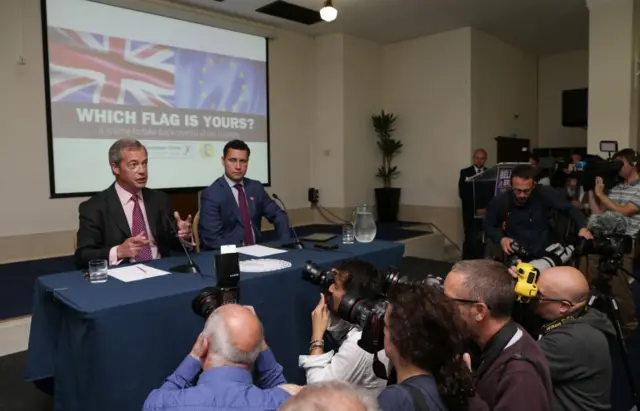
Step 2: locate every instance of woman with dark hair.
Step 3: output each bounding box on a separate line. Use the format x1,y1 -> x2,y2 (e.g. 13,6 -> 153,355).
299,259 -> 390,396
378,284 -> 474,411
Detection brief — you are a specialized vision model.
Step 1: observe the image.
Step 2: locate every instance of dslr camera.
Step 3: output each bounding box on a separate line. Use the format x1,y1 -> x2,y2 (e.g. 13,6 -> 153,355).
302,260 -> 443,353
192,253 -> 241,319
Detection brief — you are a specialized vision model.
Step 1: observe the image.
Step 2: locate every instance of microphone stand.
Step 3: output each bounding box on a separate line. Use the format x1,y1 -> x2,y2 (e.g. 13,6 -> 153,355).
162,212 -> 201,274
272,193 -> 304,249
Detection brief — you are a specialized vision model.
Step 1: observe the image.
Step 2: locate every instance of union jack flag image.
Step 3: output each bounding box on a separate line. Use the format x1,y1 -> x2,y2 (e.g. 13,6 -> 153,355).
48,27 -> 175,107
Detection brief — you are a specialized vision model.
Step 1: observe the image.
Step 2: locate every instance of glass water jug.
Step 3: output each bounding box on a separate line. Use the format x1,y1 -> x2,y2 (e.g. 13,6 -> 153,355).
352,204 -> 377,243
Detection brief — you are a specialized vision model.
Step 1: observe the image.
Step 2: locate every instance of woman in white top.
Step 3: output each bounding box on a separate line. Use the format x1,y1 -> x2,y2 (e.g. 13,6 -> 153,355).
298,260 -> 389,396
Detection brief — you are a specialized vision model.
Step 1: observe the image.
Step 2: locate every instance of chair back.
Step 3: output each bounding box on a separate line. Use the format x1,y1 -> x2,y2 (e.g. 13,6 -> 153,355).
193,211 -> 201,252
74,231 -> 78,251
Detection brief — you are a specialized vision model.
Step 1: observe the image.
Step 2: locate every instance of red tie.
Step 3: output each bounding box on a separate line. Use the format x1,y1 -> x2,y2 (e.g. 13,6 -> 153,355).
234,184 -> 254,245
131,195 -> 153,261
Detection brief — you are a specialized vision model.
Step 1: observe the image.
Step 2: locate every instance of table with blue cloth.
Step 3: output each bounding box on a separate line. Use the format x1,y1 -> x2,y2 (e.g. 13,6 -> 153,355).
26,239 -> 404,411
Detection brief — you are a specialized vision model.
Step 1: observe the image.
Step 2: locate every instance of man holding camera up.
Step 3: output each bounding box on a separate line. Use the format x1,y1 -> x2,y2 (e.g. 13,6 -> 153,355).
588,148 -> 640,338
143,304 -> 301,411
484,165 -> 593,259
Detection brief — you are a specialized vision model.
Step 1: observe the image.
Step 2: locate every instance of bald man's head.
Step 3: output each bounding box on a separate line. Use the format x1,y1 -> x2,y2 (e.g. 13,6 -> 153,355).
535,266 -> 590,321
279,381 -> 379,411
202,304 -> 263,369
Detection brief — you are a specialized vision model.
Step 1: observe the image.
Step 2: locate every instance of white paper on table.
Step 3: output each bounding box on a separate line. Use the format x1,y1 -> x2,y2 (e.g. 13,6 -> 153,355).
236,245 -> 287,257
108,264 -> 171,282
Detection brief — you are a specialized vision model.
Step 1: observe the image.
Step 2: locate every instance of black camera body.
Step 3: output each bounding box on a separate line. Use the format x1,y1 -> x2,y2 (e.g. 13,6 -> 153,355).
192,253 -> 241,319
302,260 -> 443,354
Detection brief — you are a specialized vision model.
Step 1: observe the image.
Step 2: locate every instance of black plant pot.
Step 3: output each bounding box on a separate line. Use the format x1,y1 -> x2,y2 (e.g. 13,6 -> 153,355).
375,187 -> 401,222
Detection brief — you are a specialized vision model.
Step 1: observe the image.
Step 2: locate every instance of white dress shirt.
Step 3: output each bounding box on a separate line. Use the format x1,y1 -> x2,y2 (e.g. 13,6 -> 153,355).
298,327 -> 389,397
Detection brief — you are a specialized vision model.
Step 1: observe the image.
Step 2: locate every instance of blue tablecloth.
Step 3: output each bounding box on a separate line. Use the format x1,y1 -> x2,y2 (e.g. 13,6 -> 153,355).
26,240 -> 404,411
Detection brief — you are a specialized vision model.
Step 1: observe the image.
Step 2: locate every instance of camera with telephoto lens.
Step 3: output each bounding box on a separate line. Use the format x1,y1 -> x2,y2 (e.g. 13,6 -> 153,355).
303,260 -> 444,354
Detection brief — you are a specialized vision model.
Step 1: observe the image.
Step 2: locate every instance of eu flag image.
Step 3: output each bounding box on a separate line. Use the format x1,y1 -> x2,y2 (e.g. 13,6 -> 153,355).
173,49 -> 267,116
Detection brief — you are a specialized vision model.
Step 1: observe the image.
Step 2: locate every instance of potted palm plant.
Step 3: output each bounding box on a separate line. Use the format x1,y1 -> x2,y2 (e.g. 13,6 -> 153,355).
372,110 -> 402,222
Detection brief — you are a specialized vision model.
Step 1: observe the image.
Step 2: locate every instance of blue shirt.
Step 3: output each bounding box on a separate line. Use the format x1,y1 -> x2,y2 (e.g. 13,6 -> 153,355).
378,375 -> 447,411
143,348 -> 291,411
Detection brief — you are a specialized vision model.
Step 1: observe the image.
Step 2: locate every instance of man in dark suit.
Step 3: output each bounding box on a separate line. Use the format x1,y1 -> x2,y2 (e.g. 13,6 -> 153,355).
458,148 -> 493,259
198,140 -> 291,250
74,139 -> 192,269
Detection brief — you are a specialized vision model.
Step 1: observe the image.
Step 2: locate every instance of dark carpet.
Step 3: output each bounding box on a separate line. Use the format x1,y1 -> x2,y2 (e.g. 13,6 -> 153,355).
0,351 -> 52,411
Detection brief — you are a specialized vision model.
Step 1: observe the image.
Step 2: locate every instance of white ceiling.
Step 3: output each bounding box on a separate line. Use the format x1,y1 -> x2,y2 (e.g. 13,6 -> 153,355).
175,0 -> 589,54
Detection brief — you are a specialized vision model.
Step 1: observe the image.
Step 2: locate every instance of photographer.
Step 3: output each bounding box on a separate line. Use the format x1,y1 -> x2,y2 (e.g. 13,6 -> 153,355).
484,165 -> 592,259
587,148 -> 639,338
535,266 -> 614,411
443,260 -> 553,411
378,284 -> 474,411
299,260 -> 389,396
143,304 -> 301,411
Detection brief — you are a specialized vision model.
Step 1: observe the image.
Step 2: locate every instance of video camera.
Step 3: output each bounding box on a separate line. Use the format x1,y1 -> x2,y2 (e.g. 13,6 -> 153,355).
192,253 -> 241,319
574,155 -> 623,191
302,260 -> 443,353
576,235 -> 632,258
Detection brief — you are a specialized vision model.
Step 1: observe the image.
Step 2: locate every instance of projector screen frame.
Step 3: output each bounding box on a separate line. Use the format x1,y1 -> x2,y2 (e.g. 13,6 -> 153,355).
39,0 -> 273,199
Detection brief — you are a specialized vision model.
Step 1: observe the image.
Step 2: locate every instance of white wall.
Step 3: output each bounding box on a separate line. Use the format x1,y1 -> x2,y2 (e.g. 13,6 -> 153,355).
0,0 -> 315,240
343,35 -> 382,208
311,34 -> 346,208
537,50 -> 589,148
383,28 -> 473,208
470,29 -> 538,162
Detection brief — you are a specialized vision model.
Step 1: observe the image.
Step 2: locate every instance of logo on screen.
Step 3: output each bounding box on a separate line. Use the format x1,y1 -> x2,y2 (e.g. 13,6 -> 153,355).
200,144 -> 214,159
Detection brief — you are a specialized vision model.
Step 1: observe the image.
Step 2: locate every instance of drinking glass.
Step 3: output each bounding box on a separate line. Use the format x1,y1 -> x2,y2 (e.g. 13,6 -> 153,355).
89,259 -> 109,283
342,224 -> 355,244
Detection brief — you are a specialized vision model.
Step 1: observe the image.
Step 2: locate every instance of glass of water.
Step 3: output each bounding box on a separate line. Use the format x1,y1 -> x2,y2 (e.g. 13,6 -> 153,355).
342,224 -> 355,244
88,259 -> 109,283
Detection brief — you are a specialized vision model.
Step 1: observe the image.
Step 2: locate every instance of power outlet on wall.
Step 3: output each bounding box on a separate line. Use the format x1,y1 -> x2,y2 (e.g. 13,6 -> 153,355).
308,188 -> 319,205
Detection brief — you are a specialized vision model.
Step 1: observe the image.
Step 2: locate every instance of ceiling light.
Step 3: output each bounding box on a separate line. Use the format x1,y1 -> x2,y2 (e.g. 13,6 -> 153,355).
320,0 -> 338,22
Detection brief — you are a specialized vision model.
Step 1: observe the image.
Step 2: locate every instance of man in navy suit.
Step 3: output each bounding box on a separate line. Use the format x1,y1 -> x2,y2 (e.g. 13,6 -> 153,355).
458,148 -> 493,259
198,140 -> 292,249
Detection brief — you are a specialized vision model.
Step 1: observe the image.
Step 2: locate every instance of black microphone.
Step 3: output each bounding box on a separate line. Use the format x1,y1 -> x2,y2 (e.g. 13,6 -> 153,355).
271,193 -> 304,250
162,211 -> 201,274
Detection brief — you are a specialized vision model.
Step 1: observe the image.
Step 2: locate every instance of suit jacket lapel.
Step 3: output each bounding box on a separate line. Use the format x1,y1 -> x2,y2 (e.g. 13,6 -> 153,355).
218,177 -> 242,224
142,188 -> 160,240
106,184 -> 132,238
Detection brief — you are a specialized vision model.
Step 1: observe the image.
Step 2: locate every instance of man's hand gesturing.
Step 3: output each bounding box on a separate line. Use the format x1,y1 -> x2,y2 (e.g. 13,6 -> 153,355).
117,233 -> 149,259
